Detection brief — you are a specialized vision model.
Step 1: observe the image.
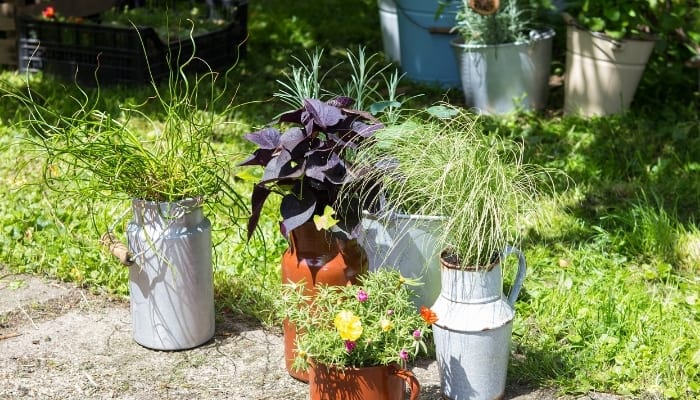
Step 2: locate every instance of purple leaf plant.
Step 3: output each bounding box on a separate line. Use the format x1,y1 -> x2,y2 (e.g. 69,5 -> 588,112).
240,97 -> 384,240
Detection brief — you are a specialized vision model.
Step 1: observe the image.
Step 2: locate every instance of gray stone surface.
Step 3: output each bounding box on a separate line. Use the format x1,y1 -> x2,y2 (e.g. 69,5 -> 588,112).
0,267 -> 621,400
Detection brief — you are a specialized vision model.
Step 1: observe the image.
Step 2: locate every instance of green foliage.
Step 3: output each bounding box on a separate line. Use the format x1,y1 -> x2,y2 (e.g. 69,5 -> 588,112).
569,0 -> 700,51
278,269 -> 432,369
273,47 -> 410,120
1,58 -> 245,207
568,0 -> 658,40
355,106 -> 557,267
513,244 -> 700,398
454,0 -> 550,45
101,0 -> 238,39
0,0 -> 699,398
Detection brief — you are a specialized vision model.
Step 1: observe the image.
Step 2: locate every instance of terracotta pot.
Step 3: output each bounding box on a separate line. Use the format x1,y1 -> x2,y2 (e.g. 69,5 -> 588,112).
282,222 -> 368,382
309,362 -> 420,400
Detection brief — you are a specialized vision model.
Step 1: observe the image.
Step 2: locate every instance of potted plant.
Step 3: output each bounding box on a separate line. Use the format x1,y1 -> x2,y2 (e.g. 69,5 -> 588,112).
279,269 -> 434,400
239,95 -> 384,381
354,105 -> 554,400
354,118 -> 446,312
563,1 -> 661,116
1,55 -> 244,351
450,0 -> 555,114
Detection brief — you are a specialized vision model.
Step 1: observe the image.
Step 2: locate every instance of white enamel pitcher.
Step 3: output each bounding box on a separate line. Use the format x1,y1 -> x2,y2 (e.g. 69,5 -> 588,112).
430,246 -> 526,400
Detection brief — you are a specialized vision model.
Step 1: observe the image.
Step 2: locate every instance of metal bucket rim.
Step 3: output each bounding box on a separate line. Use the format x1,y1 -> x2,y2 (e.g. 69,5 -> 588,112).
451,27 -> 555,50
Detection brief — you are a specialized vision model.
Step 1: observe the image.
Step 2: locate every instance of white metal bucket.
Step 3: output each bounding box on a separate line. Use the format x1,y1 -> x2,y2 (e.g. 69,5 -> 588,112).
451,29 -> 555,115
127,198 -> 214,350
564,25 -> 656,116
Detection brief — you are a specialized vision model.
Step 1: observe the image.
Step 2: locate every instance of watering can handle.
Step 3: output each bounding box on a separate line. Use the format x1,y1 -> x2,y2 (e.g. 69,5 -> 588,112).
503,246 -> 526,307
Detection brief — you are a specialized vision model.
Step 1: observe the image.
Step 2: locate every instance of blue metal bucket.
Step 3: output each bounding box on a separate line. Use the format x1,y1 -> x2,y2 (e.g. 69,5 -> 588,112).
395,0 -> 460,88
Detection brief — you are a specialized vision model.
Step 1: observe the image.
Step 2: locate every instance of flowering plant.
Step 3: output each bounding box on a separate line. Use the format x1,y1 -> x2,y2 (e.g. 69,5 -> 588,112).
279,269 -> 436,370
39,6 -> 84,23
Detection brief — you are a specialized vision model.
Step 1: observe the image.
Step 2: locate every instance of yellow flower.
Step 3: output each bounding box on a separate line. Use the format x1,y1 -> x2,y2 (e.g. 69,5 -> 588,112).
380,318 -> 393,332
334,310 -> 363,341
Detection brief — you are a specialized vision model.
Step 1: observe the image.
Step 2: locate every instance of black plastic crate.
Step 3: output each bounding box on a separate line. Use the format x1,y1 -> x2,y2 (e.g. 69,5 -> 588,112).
17,1 -> 247,85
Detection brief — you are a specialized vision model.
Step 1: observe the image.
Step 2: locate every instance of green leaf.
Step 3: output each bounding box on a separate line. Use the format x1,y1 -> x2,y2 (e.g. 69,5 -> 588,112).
567,333 -> 583,344
604,9 -> 621,22
234,169 -> 258,182
588,17 -> 605,32
425,105 -> 459,119
692,348 -> 700,365
369,101 -> 401,115
313,205 -> 339,231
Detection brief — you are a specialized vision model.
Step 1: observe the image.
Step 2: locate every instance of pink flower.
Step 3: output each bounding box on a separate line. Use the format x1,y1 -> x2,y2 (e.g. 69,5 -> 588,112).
399,349 -> 409,361
345,340 -> 356,353
357,289 -> 368,302
413,329 -> 422,340
386,309 -> 394,316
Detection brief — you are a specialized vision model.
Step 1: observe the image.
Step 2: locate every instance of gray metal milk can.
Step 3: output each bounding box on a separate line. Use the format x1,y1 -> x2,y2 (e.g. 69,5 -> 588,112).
127,198 -> 214,350
431,246 -> 526,400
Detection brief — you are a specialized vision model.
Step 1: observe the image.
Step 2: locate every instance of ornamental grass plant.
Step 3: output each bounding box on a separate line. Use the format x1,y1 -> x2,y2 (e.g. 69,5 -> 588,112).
1,53 -> 245,209
354,105 -> 556,267
278,269 -> 435,370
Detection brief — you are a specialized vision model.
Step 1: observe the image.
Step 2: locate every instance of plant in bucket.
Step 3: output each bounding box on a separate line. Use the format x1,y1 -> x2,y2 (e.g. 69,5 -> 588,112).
1,52 -> 246,350
351,116 -> 448,312
450,0 -> 556,114
240,47 -> 407,382
562,1 -> 662,116
239,95 -> 384,381
354,104 -> 555,400
279,269 -> 434,400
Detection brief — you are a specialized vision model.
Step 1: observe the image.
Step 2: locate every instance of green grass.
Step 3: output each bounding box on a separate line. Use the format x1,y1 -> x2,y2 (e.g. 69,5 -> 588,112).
1,0 -> 699,398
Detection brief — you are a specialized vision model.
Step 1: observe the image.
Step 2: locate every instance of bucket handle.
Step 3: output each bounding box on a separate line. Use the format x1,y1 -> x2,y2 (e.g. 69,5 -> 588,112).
392,365 -> 421,400
395,0 -> 455,35
503,246 -> 526,307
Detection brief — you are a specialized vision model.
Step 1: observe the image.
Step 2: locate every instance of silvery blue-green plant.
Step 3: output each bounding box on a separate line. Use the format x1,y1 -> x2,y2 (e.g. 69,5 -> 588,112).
454,0 -> 548,45
274,47 -> 414,124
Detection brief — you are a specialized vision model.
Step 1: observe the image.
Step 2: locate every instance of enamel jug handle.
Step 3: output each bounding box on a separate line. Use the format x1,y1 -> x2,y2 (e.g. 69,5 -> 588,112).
393,366 -> 421,400
503,246 -> 527,307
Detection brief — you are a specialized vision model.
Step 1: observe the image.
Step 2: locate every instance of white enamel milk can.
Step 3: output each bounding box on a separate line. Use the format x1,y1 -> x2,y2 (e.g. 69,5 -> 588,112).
431,246 -> 526,400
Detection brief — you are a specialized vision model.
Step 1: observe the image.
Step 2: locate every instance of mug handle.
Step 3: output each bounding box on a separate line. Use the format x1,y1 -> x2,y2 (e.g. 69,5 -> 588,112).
393,367 -> 421,400
503,246 -> 527,307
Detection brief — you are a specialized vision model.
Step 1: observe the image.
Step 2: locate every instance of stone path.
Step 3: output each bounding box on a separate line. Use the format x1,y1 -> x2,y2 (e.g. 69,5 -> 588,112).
0,266 -> 621,400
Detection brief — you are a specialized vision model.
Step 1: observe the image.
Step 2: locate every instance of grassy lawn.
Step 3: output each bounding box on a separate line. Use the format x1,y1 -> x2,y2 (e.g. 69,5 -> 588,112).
1,0 -> 699,398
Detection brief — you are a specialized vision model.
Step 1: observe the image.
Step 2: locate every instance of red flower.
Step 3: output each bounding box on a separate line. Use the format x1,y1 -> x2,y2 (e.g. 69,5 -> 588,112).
42,6 -> 55,19
420,305 -> 438,325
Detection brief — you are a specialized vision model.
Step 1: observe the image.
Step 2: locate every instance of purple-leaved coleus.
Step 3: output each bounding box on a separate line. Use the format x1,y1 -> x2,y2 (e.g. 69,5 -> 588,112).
240,97 -> 384,239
